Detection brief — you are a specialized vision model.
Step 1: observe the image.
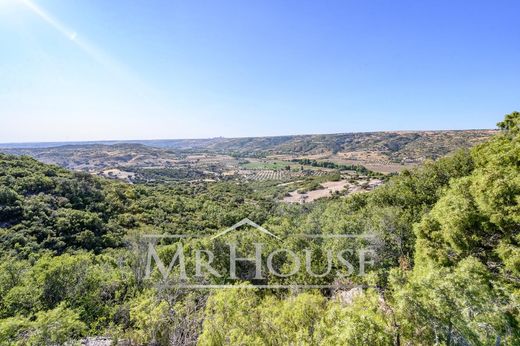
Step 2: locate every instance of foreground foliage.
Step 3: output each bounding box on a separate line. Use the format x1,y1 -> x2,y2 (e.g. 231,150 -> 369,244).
0,113 -> 518,345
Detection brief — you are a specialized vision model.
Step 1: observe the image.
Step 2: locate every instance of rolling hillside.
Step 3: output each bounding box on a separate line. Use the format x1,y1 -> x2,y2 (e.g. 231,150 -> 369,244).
0,130 -> 496,172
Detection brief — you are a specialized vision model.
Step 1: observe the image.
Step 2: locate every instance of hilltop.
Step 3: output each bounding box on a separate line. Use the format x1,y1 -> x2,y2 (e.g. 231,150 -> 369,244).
0,129 -> 496,176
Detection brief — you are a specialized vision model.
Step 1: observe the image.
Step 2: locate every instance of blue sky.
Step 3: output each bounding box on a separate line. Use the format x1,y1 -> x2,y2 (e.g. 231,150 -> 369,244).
0,0 -> 519,142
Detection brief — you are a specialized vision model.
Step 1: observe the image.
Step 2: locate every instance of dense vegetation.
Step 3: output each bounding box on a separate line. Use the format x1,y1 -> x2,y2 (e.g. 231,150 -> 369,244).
290,158 -> 379,176
0,113 -> 518,345
126,166 -> 211,183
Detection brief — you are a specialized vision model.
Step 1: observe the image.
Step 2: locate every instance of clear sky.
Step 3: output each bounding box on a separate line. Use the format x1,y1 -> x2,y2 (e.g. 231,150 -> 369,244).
0,0 -> 519,142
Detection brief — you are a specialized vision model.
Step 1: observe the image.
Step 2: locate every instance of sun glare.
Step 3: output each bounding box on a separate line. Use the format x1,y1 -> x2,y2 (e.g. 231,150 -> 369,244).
14,0 -> 121,73
17,0 -> 78,42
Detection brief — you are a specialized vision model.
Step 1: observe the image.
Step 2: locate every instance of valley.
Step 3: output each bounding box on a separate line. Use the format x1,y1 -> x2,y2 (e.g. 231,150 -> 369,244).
0,129 -> 494,204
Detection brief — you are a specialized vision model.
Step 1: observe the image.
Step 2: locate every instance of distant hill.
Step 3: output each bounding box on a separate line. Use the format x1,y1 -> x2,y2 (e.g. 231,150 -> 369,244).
0,129 -> 497,172
0,143 -> 179,171
187,130 -> 497,161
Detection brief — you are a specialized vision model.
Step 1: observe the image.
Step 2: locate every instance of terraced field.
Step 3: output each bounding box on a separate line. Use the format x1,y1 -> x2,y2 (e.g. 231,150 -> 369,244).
238,169 -> 330,181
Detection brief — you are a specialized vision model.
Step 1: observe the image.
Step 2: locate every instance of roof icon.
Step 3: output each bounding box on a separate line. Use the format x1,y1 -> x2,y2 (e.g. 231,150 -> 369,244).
211,218 -> 282,241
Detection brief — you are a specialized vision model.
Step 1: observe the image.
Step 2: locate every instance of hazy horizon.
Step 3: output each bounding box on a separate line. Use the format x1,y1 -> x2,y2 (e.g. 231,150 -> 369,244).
0,126 -> 499,147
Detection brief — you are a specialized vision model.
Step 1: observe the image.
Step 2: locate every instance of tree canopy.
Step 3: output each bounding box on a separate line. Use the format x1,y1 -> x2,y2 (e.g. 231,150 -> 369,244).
0,112 -> 518,345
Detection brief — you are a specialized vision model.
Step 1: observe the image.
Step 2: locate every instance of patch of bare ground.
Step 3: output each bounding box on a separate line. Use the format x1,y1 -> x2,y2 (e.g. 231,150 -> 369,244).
283,180 -> 350,203
283,178 -> 384,204
97,169 -> 136,183
276,180 -> 304,187
363,163 -> 412,174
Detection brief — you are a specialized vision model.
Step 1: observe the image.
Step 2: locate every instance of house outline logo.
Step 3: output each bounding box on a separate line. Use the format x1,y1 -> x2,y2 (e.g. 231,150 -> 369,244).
141,217 -> 378,288
210,218 -> 282,241
141,217 -> 375,240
